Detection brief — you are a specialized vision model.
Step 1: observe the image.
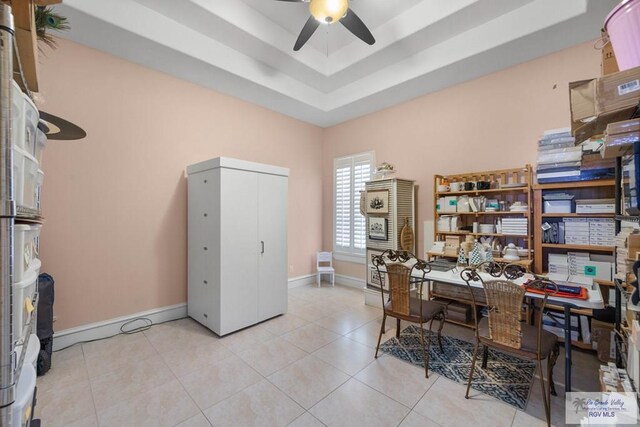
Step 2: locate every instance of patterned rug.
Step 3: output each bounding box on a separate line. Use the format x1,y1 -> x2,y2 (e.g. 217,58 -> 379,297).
379,325 -> 535,409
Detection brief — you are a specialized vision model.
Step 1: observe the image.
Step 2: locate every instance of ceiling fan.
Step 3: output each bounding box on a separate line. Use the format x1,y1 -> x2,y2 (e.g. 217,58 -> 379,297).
275,0 -> 375,51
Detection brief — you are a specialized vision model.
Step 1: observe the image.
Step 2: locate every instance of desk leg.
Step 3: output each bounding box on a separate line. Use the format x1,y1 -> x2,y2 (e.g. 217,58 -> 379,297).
564,304 -> 572,393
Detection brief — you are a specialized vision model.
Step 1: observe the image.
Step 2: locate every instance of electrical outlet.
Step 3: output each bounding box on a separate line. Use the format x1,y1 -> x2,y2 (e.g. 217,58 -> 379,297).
289,265 -> 294,273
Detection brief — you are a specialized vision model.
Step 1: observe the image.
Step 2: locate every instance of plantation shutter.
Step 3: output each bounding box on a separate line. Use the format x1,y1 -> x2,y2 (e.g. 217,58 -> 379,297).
334,152 -> 373,256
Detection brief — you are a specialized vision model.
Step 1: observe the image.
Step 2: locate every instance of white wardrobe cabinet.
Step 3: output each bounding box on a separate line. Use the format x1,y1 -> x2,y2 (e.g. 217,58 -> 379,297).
187,157 -> 289,336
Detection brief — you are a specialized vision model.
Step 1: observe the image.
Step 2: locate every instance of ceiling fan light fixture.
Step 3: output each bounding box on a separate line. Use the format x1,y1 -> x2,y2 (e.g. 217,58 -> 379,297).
309,0 -> 348,24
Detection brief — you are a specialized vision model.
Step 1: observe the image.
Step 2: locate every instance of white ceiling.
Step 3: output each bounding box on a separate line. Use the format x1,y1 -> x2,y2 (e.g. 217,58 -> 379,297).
55,0 -> 618,127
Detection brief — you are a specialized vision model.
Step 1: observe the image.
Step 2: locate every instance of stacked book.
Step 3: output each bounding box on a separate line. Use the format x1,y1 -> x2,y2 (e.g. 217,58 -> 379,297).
576,198 -> 615,214
536,128 -> 581,183
500,218 -> 528,235
548,253 -> 569,275
615,227 -> 638,280
564,218 -> 589,245
536,128 -> 616,183
589,218 -> 615,246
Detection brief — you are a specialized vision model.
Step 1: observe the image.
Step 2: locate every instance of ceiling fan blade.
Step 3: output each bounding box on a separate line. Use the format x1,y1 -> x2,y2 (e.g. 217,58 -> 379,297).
340,8 -> 375,45
294,16 -> 320,51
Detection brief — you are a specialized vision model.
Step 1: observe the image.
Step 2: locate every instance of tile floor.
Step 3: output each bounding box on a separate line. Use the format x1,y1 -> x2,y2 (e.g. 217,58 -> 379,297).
35,283 -> 601,426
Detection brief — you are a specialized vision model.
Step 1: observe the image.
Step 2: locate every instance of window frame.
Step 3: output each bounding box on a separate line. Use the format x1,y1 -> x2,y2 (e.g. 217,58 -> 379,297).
333,151 -> 375,264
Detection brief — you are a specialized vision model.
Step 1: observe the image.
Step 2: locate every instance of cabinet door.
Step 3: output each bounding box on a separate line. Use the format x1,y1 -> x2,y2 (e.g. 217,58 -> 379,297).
219,168 -> 259,335
257,173 -> 288,320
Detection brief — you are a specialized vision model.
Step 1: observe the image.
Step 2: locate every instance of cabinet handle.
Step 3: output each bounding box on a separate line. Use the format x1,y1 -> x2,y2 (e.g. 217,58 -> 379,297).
261,241 -> 265,254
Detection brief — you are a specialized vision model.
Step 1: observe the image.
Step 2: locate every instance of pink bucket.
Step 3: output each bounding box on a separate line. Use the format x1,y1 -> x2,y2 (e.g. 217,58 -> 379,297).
605,0 -> 640,71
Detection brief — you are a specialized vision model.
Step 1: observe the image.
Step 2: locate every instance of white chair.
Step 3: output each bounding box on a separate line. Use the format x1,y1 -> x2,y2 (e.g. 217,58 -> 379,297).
316,252 -> 335,287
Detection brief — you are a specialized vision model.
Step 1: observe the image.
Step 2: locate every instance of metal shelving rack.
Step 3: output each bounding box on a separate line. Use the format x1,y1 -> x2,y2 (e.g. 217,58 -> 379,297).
0,5 -> 16,425
0,4 -> 39,425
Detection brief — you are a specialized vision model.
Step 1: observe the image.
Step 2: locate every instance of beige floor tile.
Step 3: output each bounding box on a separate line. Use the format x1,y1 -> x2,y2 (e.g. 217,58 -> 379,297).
36,380 -> 96,427
37,348 -> 90,393
312,336 -> 376,375
144,318 -> 218,354
398,411 -> 441,426
413,377 -> 516,427
309,378 -> 410,427
238,336 -> 308,376
83,333 -> 157,378
355,355 -> 438,407
179,357 -> 262,409
289,303 -> 333,322
96,379 -> 199,427
203,380 -> 304,427
175,412 -> 213,427
513,410 -> 554,427
64,413 -> 99,427
525,380 -> 567,427
262,313 -> 309,335
90,354 -> 175,412
313,310 -> 370,335
218,324 -> 276,354
345,317 -> 402,349
282,323 -> 341,353
160,339 -> 233,378
287,412 -> 327,427
268,354 -> 350,409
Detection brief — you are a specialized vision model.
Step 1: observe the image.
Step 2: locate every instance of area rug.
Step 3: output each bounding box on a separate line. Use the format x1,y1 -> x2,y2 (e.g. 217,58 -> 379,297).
379,325 -> 536,409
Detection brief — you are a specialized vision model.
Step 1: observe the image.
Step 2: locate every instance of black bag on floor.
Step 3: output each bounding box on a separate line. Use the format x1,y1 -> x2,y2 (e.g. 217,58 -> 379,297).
36,273 -> 54,376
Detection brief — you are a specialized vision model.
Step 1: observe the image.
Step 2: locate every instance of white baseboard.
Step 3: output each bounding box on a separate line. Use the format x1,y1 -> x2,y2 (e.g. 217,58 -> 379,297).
288,274 -> 316,289
335,274 -> 365,290
53,303 -> 187,351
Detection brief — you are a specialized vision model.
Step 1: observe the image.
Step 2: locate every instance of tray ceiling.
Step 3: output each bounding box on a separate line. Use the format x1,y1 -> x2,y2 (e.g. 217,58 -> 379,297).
56,0 -> 618,127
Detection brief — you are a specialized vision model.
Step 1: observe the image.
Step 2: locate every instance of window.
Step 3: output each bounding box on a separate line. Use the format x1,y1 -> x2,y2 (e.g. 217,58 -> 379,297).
334,152 -> 374,263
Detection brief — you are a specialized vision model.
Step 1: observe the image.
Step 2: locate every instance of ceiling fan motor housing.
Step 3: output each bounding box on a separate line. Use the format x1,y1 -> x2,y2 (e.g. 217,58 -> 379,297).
309,0 -> 348,24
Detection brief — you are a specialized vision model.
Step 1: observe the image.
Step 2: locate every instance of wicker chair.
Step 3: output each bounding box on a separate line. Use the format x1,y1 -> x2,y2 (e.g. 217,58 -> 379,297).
460,264 -> 560,427
372,250 -> 446,378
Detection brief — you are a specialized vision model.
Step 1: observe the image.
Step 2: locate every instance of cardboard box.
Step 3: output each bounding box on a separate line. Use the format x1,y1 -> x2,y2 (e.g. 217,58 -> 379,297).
570,79 -> 597,123
597,66 -> 640,115
602,37 -> 619,76
628,233 -> 640,260
591,319 -> 615,363
570,68 -> 640,143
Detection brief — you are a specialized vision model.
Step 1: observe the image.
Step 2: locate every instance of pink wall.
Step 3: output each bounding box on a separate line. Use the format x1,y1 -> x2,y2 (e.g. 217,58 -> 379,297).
37,39 -> 323,330
38,37 -> 603,330
322,41 -> 602,279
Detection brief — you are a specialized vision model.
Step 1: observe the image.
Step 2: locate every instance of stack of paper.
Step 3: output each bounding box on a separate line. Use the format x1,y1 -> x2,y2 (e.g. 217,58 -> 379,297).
501,218 -> 528,235
564,218 -> 589,245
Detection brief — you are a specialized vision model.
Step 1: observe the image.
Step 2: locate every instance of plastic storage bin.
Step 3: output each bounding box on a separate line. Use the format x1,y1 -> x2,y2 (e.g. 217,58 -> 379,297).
15,334 -> 40,370
35,169 -> 44,211
11,362 -> 36,427
12,147 -> 25,208
21,150 -> 39,210
11,81 -> 25,151
22,94 -> 38,157
13,269 -> 38,344
14,224 -> 42,282
605,0 -> 640,71
34,128 -> 46,165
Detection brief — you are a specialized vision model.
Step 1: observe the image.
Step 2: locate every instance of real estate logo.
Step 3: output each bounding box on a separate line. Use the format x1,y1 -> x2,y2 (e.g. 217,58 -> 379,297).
566,392 -> 638,425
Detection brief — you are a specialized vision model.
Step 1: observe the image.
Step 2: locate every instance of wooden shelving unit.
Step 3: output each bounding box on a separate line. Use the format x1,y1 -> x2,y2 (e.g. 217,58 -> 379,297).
533,179 -> 615,274
428,166 -> 533,328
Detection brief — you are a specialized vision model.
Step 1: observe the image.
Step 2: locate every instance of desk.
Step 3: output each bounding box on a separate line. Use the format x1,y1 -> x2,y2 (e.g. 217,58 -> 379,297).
422,269 -> 605,393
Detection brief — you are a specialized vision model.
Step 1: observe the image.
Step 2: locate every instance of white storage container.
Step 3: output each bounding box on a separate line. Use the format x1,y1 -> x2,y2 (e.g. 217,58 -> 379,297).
14,224 -> 42,282
12,147 -> 25,208
35,169 -> 44,211
23,94 -> 39,157
543,200 -> 573,214
13,269 -> 38,344
11,81 -> 25,151
21,150 -> 39,210
11,362 -> 36,427
34,128 -> 46,165
15,334 -> 40,370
